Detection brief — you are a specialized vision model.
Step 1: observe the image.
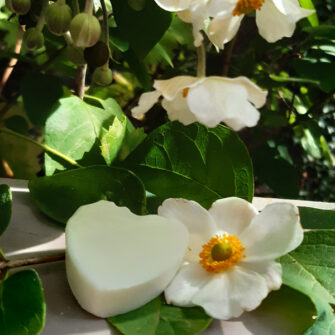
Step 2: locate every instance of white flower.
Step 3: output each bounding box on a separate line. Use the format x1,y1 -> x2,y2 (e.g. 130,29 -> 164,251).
131,76 -> 267,131
154,0 -> 314,48
158,197 -> 303,320
208,0 -> 315,48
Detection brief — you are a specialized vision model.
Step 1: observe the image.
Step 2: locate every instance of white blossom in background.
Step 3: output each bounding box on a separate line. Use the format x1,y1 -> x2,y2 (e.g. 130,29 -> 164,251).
131,76 -> 267,131
158,197 -> 304,320
154,0 -> 314,48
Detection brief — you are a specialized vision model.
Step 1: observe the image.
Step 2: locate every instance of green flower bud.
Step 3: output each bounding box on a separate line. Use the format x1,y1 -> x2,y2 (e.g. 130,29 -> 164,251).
92,66 -> 113,86
66,45 -> 86,65
69,13 -> 101,48
11,0 -> 31,15
23,27 -> 44,51
84,41 -> 109,68
128,0 -> 146,11
5,0 -> 14,12
45,1 -> 72,36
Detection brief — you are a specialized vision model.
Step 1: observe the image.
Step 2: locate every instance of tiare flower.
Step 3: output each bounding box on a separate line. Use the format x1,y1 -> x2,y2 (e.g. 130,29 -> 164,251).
154,0 -> 314,48
131,76 -> 267,131
158,197 -> 303,319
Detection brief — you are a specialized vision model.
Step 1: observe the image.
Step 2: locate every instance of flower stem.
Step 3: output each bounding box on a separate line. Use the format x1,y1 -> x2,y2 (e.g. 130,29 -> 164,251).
84,0 -> 94,14
71,0 -> 80,15
100,0 -> 109,45
75,64 -> 88,99
196,43 -> 206,77
36,0 -> 49,32
0,253 -> 65,270
0,127 -> 82,168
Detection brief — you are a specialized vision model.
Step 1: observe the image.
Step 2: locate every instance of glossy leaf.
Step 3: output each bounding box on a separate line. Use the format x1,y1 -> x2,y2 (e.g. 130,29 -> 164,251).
111,0 -> 172,59
280,230 -> 335,334
21,73 -> 63,126
123,122 -> 253,211
28,165 -> 146,223
299,207 -> 335,229
108,296 -> 212,335
0,270 -> 46,335
0,184 -> 11,236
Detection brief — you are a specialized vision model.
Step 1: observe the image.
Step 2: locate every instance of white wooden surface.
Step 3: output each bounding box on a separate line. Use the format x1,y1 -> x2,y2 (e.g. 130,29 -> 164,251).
0,178 -> 334,335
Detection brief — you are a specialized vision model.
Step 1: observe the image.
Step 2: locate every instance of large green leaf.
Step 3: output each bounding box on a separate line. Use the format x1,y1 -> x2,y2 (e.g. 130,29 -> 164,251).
123,122 -> 253,211
280,230 -> 335,334
0,127 -> 42,179
299,207 -> 335,229
111,0 -> 172,59
0,270 -> 46,335
29,165 -> 146,223
299,0 -> 319,27
108,296 -> 212,335
21,73 -> 63,126
44,96 -> 125,175
303,25 -> 335,39
0,184 -> 11,236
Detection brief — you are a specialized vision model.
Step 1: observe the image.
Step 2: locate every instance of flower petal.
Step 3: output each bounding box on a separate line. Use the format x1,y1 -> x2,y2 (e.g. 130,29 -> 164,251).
209,197 -> 258,236
158,198 -> 216,262
154,76 -> 199,100
256,0 -> 314,43
187,0 -> 209,47
240,261 -> 282,291
208,14 -> 243,49
186,77 -> 260,130
162,95 -> 198,125
165,262 -> 212,307
154,0 -> 193,11
239,203 -> 303,262
192,266 -> 268,319
131,90 -> 161,119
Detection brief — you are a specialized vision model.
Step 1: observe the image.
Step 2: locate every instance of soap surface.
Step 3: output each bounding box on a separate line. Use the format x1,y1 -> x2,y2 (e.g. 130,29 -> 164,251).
66,200 -> 189,317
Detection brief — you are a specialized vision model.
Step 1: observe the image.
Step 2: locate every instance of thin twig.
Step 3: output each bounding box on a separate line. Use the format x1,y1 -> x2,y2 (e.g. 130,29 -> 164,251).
0,253 -> 65,270
222,35 -> 237,77
100,0 -> 109,44
196,43 -> 206,77
75,64 -> 87,99
0,27 -> 23,98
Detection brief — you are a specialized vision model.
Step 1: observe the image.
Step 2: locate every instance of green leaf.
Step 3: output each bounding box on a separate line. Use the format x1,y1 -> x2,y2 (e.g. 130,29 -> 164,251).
111,0 -> 172,59
303,25 -> 335,39
0,185 -> 11,236
0,127 -> 42,179
252,144 -> 300,198
280,230 -> 335,334
44,96 -> 125,175
21,73 -> 63,126
299,0 -> 319,27
299,207 -> 335,229
28,165 -> 146,223
0,270 -> 46,335
107,296 -> 212,335
123,122 -> 253,211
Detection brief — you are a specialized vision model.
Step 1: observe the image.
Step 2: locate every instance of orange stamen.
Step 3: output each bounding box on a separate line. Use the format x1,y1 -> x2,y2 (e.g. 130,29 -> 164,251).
182,87 -> 190,98
199,234 -> 245,273
233,0 -> 264,16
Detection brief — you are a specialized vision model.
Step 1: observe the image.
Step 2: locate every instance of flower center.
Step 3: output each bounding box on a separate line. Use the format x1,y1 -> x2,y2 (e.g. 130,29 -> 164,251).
182,87 -> 190,98
233,0 -> 265,16
199,234 -> 245,273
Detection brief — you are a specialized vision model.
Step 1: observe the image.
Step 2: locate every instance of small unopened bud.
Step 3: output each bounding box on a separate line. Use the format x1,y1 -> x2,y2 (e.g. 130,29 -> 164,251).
84,41 -> 109,68
23,27 -> 44,51
5,0 -> 14,11
92,65 -> 113,86
45,1 -> 72,36
11,0 -> 31,15
69,13 -> 101,48
66,45 -> 86,65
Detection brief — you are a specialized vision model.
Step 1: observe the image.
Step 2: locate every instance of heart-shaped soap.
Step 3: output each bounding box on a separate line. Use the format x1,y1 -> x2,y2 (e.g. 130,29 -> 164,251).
66,200 -> 189,318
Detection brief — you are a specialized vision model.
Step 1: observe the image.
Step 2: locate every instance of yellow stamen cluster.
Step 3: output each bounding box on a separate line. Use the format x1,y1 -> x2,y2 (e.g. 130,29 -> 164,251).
233,0 -> 265,16
199,234 -> 245,273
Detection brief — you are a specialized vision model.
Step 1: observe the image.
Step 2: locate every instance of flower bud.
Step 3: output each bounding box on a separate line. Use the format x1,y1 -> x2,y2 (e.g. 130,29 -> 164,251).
69,13 -> 101,48
11,0 -> 31,15
23,27 -> 44,51
5,0 -> 14,12
66,45 -> 86,65
45,1 -> 72,36
92,66 -> 113,86
84,41 -> 109,68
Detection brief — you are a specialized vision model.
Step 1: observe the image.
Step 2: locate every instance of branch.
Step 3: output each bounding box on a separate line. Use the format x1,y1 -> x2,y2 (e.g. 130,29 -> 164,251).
75,64 -> 88,99
0,253 -> 65,270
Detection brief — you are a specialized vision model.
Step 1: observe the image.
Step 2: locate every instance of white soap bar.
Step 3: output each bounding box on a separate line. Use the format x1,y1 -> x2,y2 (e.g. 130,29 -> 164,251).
66,200 -> 189,318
